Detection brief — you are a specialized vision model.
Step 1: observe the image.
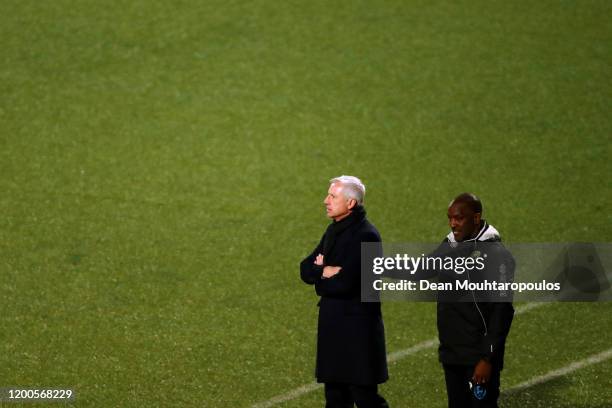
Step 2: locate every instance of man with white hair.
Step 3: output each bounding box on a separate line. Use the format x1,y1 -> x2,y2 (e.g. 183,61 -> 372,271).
300,176 -> 389,408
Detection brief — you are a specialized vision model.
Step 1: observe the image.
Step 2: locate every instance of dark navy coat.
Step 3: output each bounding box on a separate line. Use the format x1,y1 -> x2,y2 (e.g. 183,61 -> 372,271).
300,216 -> 388,385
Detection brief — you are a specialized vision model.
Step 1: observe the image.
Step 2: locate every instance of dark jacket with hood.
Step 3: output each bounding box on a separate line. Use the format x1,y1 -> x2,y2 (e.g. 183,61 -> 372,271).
435,221 -> 515,368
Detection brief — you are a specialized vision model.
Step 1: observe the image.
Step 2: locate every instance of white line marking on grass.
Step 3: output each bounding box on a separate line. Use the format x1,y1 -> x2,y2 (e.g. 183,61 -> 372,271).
505,347 -> 612,393
251,383 -> 323,408
513,301 -> 548,314
251,302 -> 548,408
386,339 -> 439,363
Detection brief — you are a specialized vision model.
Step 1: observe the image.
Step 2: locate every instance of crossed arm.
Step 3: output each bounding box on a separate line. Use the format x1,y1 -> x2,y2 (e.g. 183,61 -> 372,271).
300,231 -> 380,297
314,254 -> 342,278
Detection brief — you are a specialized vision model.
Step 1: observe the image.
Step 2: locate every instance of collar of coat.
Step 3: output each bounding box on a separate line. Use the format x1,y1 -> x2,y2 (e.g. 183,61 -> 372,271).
446,220 -> 501,243
322,205 -> 367,256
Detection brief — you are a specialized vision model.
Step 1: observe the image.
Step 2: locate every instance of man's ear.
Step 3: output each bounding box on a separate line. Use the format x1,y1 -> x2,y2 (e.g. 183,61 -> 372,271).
474,212 -> 482,225
347,199 -> 357,210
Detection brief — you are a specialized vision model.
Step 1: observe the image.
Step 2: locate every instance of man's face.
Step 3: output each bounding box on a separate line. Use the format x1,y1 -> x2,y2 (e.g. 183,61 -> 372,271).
447,202 -> 481,241
324,183 -> 354,221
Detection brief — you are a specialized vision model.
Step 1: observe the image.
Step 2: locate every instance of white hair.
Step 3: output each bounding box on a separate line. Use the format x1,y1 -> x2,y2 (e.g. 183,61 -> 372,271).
330,175 -> 366,205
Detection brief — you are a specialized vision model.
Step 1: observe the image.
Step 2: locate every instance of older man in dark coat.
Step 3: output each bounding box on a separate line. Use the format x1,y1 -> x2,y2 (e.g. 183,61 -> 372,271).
300,175 -> 389,408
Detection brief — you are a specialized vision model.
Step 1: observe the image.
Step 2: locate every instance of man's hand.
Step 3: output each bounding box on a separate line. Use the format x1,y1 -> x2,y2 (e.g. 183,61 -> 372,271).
313,254 -> 341,278
472,359 -> 492,384
314,254 -> 324,266
322,266 -> 342,279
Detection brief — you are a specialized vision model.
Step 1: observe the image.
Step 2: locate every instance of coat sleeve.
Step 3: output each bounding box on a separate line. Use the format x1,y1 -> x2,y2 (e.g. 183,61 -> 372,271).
300,234 -> 325,285
482,249 -> 515,360
482,303 -> 514,361
314,229 -> 380,297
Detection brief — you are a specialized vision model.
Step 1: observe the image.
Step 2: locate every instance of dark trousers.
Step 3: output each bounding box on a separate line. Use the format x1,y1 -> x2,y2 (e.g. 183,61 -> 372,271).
443,364 -> 501,408
324,383 -> 389,408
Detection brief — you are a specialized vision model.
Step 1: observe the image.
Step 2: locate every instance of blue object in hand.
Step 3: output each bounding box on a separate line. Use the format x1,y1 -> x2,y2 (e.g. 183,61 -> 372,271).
469,380 -> 487,400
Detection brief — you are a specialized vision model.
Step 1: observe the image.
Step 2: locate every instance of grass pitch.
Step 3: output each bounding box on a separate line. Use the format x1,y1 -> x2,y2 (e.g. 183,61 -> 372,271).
1,0 -> 610,406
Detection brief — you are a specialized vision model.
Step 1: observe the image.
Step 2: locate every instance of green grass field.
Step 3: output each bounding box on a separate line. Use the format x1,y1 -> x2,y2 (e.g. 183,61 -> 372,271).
1,0 -> 611,406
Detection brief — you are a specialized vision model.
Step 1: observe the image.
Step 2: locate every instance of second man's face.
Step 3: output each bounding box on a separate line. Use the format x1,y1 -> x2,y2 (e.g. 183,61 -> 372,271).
324,183 -> 352,221
447,202 -> 480,241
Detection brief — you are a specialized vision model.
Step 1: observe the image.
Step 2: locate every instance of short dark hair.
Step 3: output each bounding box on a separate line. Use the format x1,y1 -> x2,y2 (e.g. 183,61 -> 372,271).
451,192 -> 482,214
